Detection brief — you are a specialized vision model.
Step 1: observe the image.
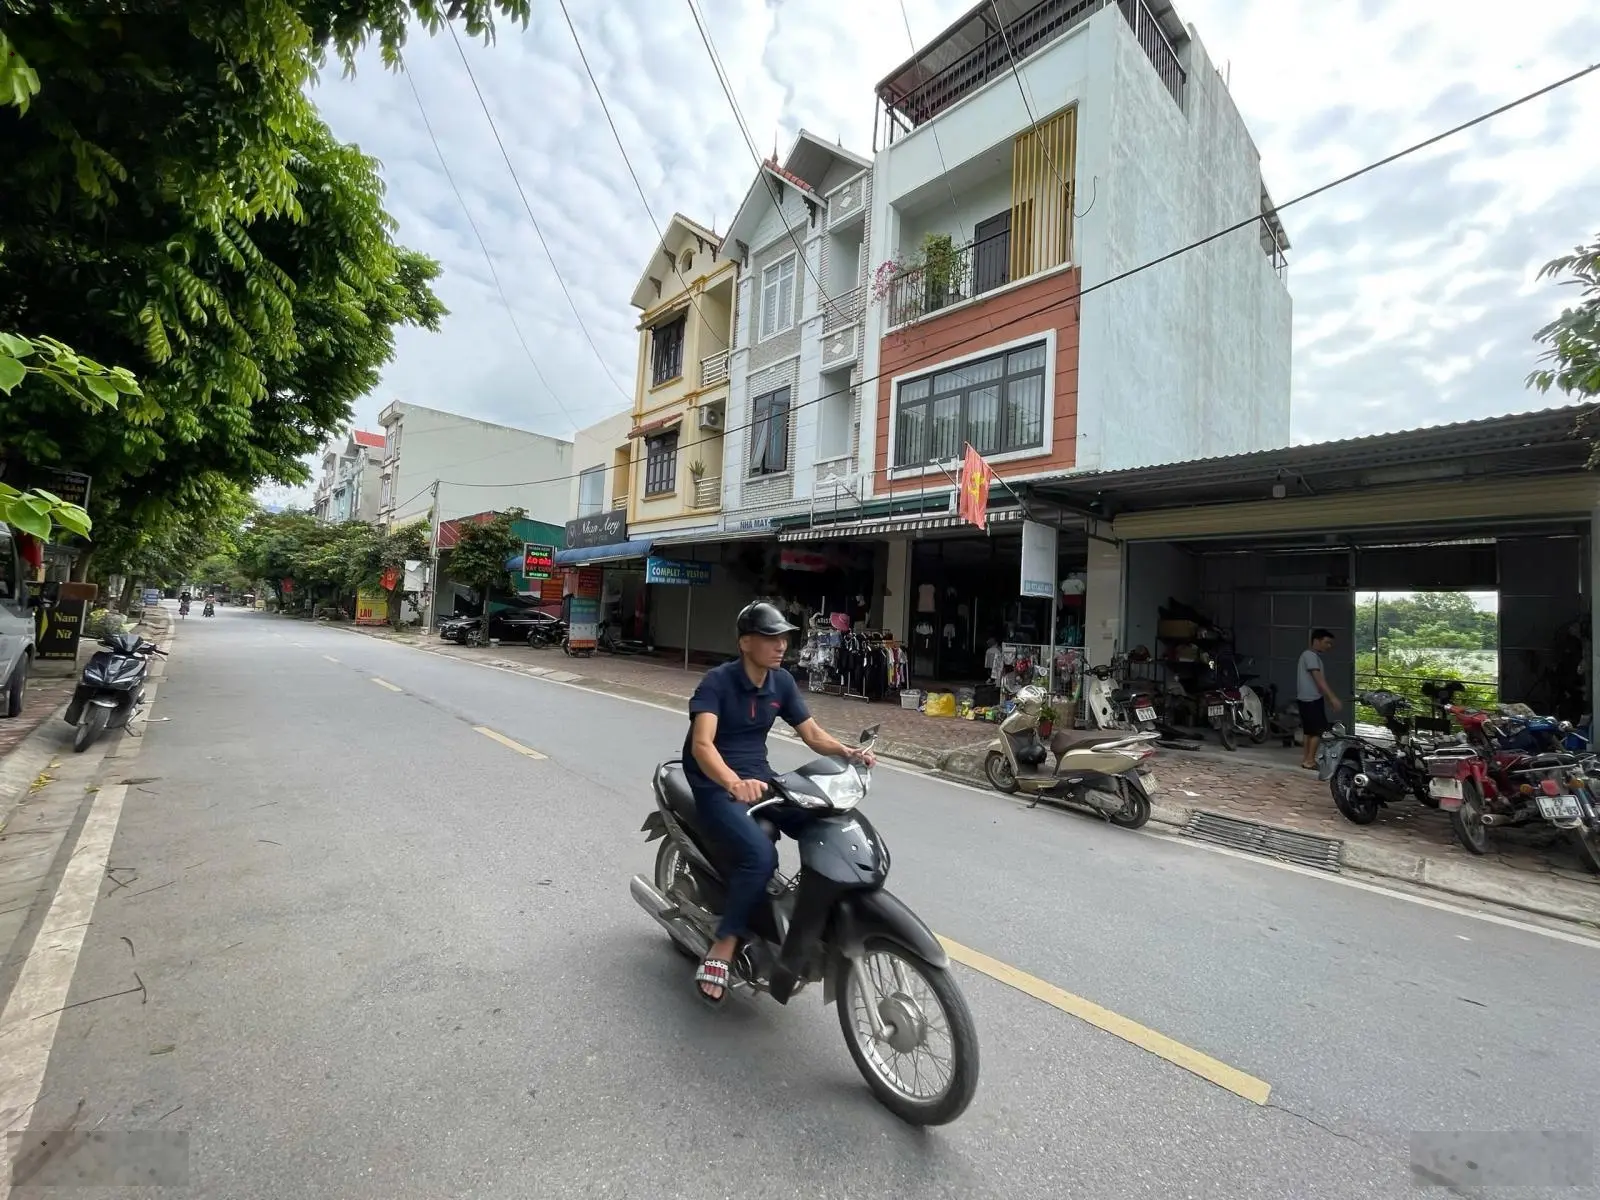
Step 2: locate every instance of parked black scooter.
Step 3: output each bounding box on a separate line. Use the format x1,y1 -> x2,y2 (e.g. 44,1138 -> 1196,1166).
64,632 -> 165,752
1315,690 -> 1439,824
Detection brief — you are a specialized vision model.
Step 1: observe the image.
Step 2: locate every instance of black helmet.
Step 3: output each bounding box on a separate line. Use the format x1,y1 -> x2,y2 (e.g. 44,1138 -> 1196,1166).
737,601 -> 798,637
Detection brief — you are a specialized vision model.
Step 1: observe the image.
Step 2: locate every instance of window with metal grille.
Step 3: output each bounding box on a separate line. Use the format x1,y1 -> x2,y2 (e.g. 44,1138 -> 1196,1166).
892,341 -> 1048,469
644,431 -> 679,496
748,386 -> 792,476
651,316 -> 686,386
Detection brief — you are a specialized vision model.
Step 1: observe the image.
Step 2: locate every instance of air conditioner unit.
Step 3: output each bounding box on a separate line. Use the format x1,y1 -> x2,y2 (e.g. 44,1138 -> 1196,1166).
697,406 -> 724,431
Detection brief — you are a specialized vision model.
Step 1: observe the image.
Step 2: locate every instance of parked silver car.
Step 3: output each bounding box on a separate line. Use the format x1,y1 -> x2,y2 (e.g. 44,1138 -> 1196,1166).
0,527 -> 37,718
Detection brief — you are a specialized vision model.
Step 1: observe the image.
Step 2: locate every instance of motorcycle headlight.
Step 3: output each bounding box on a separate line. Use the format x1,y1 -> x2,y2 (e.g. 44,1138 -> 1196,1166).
813,766 -> 866,811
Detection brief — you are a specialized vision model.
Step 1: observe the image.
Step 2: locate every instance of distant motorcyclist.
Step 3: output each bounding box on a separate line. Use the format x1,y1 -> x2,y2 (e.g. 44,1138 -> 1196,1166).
178,593 -> 191,618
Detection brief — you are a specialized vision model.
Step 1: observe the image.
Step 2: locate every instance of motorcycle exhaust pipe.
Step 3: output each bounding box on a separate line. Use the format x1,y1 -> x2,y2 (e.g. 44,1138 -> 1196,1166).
1353,773 -> 1370,790
630,875 -> 710,960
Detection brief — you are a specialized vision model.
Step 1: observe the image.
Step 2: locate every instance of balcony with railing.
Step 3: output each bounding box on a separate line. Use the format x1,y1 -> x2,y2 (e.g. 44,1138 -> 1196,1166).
690,476 -> 721,510
699,350 -> 729,389
823,284 -> 867,334
881,226 -> 1039,329
874,0 -> 1187,146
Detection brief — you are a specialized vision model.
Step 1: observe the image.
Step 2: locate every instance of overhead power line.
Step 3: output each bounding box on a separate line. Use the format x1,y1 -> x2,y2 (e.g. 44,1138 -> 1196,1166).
444,19 -> 634,405
556,0 -> 731,353
400,60 -> 581,432
682,0 -> 851,325
413,60 -> 1600,498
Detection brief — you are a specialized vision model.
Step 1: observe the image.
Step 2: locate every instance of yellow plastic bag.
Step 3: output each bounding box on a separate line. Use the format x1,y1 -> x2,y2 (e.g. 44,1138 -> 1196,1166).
924,691 -> 957,718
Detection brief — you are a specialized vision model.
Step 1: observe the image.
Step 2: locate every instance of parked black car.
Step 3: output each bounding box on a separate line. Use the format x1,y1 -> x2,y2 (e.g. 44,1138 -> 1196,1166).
442,609 -> 562,646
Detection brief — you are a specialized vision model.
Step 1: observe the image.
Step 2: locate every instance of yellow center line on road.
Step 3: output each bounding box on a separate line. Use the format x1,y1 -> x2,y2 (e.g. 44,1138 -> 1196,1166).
937,936 -> 1272,1106
473,727 -> 548,760
371,678 -> 403,692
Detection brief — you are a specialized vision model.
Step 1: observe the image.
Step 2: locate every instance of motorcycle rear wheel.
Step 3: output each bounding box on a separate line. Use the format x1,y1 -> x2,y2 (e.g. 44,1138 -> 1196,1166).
1215,721 -> 1237,752
837,940 -> 979,1127
73,705 -> 109,753
1331,762 -> 1379,825
1449,780 -> 1490,855
1570,827 -> 1600,875
1109,779 -> 1151,829
653,841 -> 700,959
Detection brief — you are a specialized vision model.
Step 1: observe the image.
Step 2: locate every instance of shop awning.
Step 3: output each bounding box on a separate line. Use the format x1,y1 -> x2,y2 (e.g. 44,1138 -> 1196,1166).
629,413 -> 683,440
553,538 -> 654,566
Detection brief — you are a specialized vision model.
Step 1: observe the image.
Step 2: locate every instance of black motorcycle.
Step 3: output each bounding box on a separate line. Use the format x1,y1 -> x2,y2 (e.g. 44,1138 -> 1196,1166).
65,632 -> 165,752
630,724 -> 980,1126
1315,690 -> 1439,824
202,600 -> 215,617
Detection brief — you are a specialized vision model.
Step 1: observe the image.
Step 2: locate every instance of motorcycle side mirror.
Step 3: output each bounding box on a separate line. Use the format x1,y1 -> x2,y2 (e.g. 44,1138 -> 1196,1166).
858,724 -> 880,746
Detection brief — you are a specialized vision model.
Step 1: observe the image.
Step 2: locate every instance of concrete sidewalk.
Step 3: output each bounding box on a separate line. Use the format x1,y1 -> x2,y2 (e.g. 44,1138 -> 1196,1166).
341,621 -> 1600,928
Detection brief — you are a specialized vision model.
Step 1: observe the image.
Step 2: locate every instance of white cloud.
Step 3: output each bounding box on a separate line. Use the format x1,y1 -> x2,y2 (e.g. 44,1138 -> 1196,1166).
284,0 -> 1600,505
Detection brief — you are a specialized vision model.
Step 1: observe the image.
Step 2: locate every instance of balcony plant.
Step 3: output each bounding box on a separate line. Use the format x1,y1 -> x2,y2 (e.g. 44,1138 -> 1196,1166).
689,459 -> 706,479
920,232 -> 961,311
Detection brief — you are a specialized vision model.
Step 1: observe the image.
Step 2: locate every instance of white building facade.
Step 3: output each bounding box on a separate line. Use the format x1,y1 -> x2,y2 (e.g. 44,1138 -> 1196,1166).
719,132 -> 876,530
859,0 -> 1293,493
375,401 -> 574,529
310,430 -> 385,524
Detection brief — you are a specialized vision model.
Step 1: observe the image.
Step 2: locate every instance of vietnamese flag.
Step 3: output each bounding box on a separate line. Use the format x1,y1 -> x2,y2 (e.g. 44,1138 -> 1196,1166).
958,444 -> 993,531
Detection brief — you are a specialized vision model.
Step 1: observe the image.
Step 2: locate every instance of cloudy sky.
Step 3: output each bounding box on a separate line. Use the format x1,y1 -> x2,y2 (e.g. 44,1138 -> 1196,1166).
264,0 -> 1600,504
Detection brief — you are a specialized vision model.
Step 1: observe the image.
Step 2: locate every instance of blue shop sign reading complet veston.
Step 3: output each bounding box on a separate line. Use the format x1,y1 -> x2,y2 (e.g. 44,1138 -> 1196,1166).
645,556 -> 711,587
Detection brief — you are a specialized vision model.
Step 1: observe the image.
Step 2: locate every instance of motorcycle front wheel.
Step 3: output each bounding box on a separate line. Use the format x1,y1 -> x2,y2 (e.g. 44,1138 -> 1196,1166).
1570,827 -> 1600,875
1214,720 -> 1237,751
837,940 -> 979,1127
984,751 -> 1019,794
73,705 -> 109,753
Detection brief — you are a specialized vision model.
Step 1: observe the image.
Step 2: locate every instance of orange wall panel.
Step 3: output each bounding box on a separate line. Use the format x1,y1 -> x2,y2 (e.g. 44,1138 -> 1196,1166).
873,268 -> 1081,496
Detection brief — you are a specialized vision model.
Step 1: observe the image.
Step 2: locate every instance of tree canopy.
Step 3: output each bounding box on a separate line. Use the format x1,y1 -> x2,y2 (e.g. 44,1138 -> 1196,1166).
234,509 -> 430,624
0,1 -> 528,576
446,509 -> 524,619
1529,234 -> 1600,403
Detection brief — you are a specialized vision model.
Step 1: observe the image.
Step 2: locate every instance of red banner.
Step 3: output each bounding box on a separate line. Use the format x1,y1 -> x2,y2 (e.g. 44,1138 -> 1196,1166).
379,566 -> 400,592
957,445 -> 993,531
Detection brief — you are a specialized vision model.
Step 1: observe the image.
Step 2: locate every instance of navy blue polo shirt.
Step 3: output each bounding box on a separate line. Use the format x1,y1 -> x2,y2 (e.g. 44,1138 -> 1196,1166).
682,659 -> 812,794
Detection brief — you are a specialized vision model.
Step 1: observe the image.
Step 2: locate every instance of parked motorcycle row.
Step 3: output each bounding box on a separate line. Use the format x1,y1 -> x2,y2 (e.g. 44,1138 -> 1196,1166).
1315,681 -> 1600,874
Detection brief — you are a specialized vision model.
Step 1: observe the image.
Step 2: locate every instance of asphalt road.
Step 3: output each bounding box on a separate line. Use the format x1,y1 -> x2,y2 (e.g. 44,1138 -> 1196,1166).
11,606 -> 1600,1198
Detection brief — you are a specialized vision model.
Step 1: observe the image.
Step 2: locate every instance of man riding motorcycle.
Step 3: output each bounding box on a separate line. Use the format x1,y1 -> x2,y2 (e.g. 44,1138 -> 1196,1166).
684,601 -> 875,1004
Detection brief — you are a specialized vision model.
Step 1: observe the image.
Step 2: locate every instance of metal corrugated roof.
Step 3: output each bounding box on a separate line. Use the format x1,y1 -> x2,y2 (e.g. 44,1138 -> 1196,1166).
1029,404 -> 1592,513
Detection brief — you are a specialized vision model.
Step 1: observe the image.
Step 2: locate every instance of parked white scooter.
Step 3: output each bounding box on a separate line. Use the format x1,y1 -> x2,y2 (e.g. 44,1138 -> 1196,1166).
1084,663 -> 1159,732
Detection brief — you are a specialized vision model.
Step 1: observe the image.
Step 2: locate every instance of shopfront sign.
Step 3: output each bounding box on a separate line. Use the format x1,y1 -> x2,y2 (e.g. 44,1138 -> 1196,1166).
725,515 -> 778,533
522,542 -> 555,580
565,509 -> 628,550
566,565 -> 604,651
27,467 -> 92,511
1019,520 -> 1058,598
645,556 -> 711,587
355,589 -> 387,626
34,598 -> 86,662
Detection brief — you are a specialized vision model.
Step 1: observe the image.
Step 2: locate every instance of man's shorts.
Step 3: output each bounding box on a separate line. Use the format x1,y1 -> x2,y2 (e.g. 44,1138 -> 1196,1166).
1297,698 -> 1329,737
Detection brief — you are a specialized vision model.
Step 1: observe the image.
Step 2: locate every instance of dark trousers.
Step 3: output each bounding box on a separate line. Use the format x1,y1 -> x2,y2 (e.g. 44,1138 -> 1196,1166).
692,787 -> 809,940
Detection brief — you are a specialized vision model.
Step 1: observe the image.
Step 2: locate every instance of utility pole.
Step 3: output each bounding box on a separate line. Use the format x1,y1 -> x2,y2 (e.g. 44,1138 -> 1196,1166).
423,479 -> 441,631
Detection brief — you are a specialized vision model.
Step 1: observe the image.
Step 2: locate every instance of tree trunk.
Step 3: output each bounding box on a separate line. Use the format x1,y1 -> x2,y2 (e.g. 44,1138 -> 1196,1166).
386,587 -> 402,628
118,576 -> 137,611
70,547 -> 94,582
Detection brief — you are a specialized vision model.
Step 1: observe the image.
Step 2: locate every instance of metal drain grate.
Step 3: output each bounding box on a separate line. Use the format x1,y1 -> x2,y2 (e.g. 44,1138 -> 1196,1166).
1181,811 -> 1344,873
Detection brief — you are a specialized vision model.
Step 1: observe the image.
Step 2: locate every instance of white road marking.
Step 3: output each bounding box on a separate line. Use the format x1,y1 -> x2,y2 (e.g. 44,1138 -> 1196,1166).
322,655 -> 341,664
473,727 -> 547,760
0,785 -> 129,1192
371,678 -> 403,693
348,631 -> 1600,947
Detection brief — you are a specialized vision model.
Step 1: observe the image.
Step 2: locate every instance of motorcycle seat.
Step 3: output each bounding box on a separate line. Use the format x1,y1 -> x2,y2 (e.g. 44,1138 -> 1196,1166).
1110,689 -> 1138,704
1050,728 -> 1140,754
658,763 -> 780,841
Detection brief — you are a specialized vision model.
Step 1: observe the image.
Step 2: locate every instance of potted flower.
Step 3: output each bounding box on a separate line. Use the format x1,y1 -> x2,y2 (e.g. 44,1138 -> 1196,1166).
689,460 -> 706,479
1037,700 -> 1059,738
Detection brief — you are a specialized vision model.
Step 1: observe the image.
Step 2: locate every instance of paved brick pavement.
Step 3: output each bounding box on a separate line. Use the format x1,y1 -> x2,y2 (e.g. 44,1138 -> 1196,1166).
0,674 -> 74,765
349,625 -> 1600,892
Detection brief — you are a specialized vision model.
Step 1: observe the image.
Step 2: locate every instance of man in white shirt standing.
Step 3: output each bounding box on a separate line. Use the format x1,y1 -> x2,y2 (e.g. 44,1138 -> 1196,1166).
1297,628 -> 1342,770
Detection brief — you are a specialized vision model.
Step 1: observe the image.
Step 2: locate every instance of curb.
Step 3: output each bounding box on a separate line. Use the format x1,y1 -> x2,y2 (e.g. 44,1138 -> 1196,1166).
342,623 -> 1600,929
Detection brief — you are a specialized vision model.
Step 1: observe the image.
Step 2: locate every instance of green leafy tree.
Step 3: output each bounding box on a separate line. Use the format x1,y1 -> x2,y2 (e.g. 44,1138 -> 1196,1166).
444,509 -> 524,631
0,2 -> 526,574
340,521 -> 430,626
236,510 -> 330,611
1529,234 -> 1600,405
1353,592 -> 1497,654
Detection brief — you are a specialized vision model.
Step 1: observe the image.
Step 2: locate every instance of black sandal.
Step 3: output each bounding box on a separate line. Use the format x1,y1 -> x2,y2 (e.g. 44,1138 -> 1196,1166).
694,957 -> 732,1006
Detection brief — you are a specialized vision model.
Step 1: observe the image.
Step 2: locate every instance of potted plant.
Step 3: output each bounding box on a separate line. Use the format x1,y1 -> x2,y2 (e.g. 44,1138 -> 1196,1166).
1037,700 -> 1059,738
920,232 -> 961,313
689,460 -> 706,479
